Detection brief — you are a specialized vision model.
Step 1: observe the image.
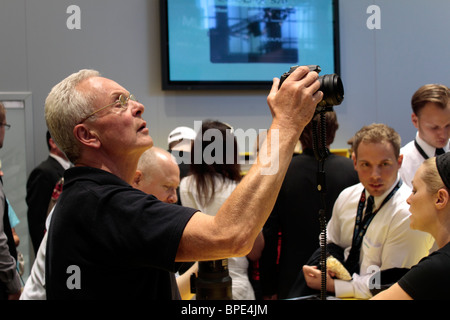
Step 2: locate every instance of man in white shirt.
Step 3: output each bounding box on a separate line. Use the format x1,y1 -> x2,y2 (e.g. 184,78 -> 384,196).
302,124 -> 434,299
399,84 -> 450,188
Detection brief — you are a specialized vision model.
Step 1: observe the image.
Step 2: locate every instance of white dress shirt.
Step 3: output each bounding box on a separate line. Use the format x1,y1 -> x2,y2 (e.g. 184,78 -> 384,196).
180,175 -> 255,300
20,209 -> 53,300
399,132 -> 449,188
49,153 -> 72,170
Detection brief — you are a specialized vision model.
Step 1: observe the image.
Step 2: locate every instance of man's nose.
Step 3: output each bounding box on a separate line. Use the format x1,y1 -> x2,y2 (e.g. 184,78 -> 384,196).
166,190 -> 178,204
130,100 -> 145,117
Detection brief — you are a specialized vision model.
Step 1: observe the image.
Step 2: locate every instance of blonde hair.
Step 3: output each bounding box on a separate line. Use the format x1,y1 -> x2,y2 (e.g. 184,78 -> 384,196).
420,157 -> 447,194
45,69 -> 101,163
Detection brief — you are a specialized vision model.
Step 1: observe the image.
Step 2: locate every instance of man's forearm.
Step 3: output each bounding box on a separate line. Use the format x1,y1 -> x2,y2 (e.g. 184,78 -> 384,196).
176,67 -> 321,261
214,123 -> 302,253
176,125 -> 303,261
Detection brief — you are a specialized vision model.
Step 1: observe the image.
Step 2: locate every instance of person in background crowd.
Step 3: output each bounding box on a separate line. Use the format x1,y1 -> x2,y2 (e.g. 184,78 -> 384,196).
168,126 -> 196,205
0,101 -> 21,300
132,147 -> 197,299
26,130 -> 70,254
399,84 -> 450,188
180,120 -> 264,300
292,123 -> 434,299
132,147 -> 180,204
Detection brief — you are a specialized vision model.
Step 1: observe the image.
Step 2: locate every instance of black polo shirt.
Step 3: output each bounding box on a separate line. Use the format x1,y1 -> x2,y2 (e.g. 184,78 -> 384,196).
45,166 -> 197,299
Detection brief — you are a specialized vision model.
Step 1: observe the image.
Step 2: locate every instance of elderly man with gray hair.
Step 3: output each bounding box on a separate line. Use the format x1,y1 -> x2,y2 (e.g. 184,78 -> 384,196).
43,67 -> 321,299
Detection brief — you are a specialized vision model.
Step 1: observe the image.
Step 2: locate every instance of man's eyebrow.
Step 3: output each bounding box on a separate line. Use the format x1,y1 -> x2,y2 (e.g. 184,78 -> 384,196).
109,90 -> 129,98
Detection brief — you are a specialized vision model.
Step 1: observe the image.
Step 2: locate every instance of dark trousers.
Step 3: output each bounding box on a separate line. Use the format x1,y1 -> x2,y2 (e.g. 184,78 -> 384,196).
287,243 -> 344,299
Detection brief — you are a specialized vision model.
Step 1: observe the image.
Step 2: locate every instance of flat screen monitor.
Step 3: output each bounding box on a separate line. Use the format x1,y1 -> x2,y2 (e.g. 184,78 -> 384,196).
160,0 -> 340,90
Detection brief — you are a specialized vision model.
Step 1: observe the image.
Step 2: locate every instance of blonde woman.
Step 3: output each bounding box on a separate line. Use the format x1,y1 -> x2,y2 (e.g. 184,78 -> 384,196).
372,152 -> 450,300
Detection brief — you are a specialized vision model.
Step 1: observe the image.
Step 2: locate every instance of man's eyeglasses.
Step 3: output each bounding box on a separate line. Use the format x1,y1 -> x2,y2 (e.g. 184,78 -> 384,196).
0,123 -> 11,130
79,93 -> 137,124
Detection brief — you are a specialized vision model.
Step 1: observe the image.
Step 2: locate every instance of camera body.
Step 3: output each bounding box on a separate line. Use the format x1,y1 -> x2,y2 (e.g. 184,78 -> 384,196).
279,65 -> 344,113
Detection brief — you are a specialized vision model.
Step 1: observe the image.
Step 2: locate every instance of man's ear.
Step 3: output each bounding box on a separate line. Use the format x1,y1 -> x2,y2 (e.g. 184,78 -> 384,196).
351,151 -> 357,169
132,170 -> 143,188
73,124 -> 101,149
411,113 -> 419,129
48,137 -> 58,150
397,154 -> 404,168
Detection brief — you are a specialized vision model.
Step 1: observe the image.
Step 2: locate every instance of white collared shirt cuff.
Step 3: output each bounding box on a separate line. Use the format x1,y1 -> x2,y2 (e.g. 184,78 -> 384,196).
334,279 -> 354,298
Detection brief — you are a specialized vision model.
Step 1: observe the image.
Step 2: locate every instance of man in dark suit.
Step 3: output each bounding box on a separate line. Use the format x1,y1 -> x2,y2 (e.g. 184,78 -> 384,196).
0,101 -> 21,300
26,131 -> 70,255
259,111 -> 360,299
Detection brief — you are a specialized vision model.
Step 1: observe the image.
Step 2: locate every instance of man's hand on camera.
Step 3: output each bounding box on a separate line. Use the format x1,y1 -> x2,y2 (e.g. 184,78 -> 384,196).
267,66 -> 323,134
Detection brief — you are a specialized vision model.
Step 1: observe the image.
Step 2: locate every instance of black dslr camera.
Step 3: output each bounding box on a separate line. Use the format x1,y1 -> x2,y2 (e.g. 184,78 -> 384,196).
279,65 -> 344,114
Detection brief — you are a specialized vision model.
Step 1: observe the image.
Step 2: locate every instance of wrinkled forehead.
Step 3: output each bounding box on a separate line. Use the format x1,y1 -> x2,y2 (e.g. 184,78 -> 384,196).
77,76 -> 128,97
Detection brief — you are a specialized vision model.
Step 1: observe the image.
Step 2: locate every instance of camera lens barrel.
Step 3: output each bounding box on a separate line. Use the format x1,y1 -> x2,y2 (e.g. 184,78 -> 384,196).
317,73 -> 344,107
193,259 -> 233,300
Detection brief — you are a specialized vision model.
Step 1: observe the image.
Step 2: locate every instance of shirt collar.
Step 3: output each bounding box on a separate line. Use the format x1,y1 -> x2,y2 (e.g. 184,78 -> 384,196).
365,174 -> 401,211
416,132 -> 449,157
49,153 -> 72,170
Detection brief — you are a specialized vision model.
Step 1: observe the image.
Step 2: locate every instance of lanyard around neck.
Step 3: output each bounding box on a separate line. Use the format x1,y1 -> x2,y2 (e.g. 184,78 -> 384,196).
414,139 -> 430,160
352,180 -> 403,246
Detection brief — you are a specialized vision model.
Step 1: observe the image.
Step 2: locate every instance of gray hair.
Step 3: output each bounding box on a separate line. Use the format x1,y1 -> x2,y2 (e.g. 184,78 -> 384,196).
45,69 -> 101,163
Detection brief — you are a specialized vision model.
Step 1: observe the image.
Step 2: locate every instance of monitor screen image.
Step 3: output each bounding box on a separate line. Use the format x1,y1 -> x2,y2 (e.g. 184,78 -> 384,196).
160,0 -> 340,90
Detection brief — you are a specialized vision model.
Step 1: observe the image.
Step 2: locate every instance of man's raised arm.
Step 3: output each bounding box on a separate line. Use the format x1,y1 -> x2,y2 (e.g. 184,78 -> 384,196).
176,66 -> 322,261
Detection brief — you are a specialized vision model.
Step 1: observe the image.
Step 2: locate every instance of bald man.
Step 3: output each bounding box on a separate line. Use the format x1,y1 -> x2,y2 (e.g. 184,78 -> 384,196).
132,147 -> 180,204
133,147 -> 196,300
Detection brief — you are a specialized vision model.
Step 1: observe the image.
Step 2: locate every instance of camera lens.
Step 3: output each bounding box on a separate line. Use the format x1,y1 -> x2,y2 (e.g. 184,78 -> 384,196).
317,74 -> 344,107
193,260 -> 233,300
279,65 -> 344,109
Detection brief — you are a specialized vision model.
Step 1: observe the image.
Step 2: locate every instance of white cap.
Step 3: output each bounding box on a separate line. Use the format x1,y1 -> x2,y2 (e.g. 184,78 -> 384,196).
168,126 -> 196,145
